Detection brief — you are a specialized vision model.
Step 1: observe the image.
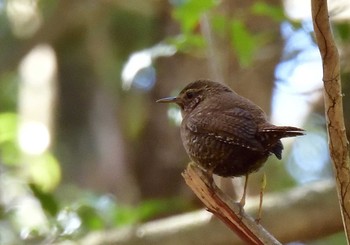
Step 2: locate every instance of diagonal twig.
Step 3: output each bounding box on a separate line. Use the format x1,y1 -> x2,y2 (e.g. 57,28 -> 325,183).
182,163 -> 281,245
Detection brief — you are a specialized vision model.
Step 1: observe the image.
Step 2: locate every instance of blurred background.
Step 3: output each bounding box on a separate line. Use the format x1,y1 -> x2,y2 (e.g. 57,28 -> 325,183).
0,0 -> 349,244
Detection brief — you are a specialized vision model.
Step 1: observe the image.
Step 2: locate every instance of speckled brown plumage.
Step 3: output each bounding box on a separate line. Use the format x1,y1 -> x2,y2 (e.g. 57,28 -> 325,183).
157,80 -> 304,178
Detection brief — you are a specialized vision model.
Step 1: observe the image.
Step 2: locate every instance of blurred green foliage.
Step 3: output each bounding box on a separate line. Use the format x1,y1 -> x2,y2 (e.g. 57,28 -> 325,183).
334,22 -> 350,41
0,113 -> 20,165
251,1 -> 285,22
1,0 -> 348,244
170,0 -> 218,51
0,1 -> 287,244
30,184 -> 59,217
173,0 -> 218,33
171,0 -> 285,67
230,19 -> 258,67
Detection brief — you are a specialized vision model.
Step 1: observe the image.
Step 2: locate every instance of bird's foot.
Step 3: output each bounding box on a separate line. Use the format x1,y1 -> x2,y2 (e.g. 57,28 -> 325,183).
238,196 -> 246,217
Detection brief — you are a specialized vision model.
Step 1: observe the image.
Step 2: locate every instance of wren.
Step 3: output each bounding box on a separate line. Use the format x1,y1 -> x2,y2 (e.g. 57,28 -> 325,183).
157,80 -> 304,205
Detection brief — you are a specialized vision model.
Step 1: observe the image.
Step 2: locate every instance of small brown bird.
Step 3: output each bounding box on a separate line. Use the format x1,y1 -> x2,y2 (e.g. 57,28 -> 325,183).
157,80 -> 304,206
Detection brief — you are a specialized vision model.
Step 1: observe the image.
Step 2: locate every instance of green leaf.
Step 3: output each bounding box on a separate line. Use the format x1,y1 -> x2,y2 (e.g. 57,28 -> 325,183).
114,205 -> 139,226
77,205 -> 104,230
114,198 -> 190,226
29,183 -> 59,217
0,113 -> 21,165
335,23 -> 350,41
169,33 -> 206,51
137,199 -> 174,220
211,14 -> 228,35
251,1 -> 285,22
28,153 -> 61,192
0,113 -> 17,144
230,19 -> 257,67
173,0 -> 218,33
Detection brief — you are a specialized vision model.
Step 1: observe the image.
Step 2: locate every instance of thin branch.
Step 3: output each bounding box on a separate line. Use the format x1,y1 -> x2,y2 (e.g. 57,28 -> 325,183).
311,0 -> 350,243
182,163 -> 281,245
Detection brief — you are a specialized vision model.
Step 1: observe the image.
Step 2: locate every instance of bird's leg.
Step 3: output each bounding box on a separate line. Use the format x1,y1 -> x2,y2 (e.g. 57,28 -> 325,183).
239,174 -> 249,208
256,173 -> 266,223
192,161 -> 216,189
205,167 -> 216,189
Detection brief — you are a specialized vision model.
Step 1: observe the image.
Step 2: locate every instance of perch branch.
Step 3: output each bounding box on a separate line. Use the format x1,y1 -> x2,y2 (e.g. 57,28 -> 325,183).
311,0 -> 350,242
182,163 -> 281,245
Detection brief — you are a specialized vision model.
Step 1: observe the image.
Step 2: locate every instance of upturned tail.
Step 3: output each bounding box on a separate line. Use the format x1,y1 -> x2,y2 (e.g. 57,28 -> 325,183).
260,125 -> 305,138
259,125 -> 305,160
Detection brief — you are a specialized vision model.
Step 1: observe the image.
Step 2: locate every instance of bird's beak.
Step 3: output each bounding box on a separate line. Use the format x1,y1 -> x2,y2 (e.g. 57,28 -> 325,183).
156,96 -> 178,104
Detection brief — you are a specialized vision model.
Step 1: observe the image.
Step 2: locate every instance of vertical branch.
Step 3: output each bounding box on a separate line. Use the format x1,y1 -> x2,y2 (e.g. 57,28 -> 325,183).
311,0 -> 350,242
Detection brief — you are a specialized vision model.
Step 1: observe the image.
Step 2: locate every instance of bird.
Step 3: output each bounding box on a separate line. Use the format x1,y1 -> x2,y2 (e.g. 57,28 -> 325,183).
157,79 -> 304,207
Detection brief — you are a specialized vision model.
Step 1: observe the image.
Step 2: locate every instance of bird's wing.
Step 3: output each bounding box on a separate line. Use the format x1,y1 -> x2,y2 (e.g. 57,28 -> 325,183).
185,107 -> 264,151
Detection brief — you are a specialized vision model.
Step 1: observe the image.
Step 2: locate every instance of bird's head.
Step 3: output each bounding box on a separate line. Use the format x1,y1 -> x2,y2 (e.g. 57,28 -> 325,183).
156,80 -> 232,116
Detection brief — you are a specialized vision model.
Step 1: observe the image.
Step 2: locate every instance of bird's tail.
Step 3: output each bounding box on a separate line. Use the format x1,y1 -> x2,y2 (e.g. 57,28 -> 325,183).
260,125 -> 305,139
259,125 -> 304,160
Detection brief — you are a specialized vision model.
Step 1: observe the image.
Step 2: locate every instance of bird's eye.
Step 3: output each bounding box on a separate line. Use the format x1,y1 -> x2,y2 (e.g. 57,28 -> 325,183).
186,91 -> 194,99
